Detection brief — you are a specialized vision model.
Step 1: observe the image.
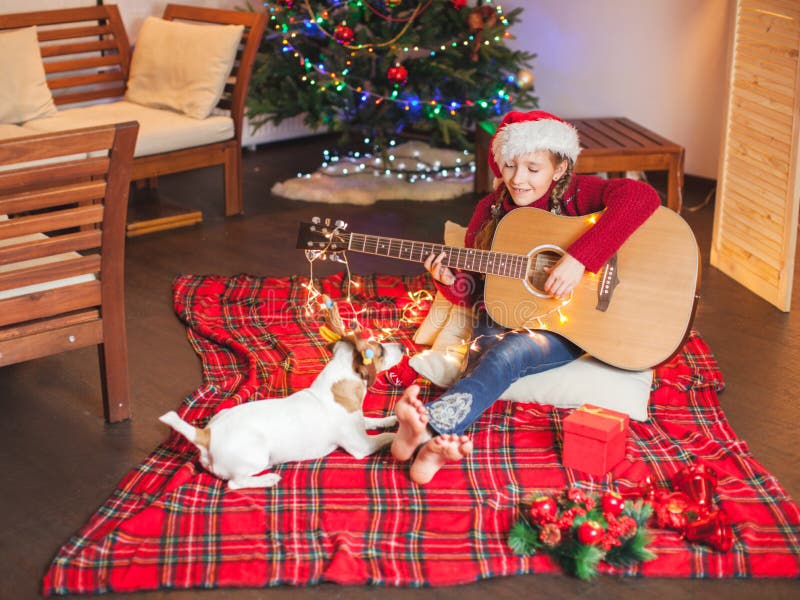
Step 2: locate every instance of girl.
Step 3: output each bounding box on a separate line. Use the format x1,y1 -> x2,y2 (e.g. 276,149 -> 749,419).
391,110 -> 661,484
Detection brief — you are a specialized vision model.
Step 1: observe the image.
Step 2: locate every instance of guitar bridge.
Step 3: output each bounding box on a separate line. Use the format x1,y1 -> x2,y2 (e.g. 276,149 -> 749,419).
596,254 -> 619,312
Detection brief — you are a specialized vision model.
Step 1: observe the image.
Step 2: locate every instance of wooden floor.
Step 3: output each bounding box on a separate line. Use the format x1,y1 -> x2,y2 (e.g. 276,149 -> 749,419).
1,136 -> 798,599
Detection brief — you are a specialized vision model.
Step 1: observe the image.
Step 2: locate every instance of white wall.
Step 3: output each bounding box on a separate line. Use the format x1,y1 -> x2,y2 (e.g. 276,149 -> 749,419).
7,0 -> 733,177
503,0 -> 733,178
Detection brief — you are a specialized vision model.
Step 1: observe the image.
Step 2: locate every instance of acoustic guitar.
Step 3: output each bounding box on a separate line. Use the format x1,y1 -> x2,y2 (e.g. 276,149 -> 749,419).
297,206 -> 700,370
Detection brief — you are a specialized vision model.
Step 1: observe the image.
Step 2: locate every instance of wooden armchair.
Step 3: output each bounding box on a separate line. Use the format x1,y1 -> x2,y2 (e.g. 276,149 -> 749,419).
0,122 -> 138,422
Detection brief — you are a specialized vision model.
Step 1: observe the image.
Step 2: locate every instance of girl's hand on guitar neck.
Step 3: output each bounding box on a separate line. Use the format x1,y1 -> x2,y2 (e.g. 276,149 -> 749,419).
545,254 -> 585,299
425,252 -> 456,286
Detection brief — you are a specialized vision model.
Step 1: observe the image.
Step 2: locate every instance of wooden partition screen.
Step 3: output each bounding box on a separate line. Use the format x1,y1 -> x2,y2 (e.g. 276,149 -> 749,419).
712,0 -> 800,311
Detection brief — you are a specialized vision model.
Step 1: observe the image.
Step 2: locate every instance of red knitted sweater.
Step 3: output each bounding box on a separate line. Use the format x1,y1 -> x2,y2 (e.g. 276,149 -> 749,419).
437,174 -> 661,307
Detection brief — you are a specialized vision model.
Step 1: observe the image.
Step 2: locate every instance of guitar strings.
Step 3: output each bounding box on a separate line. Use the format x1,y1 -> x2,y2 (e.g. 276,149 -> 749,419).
304,229 -> 600,346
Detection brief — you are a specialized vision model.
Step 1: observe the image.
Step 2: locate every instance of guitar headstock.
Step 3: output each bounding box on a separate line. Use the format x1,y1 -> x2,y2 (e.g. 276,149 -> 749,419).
296,217 -> 349,252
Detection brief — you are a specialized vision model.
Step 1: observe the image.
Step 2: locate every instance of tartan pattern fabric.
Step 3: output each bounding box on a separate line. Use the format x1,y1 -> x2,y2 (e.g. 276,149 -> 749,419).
43,273 -> 800,595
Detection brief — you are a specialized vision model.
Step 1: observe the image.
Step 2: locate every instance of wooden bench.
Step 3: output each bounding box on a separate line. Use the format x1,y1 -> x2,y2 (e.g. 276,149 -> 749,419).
0,4 -> 267,236
474,117 -> 685,212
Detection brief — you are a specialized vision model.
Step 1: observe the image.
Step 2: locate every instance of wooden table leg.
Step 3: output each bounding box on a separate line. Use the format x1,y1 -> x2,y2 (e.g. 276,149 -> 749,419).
666,148 -> 685,213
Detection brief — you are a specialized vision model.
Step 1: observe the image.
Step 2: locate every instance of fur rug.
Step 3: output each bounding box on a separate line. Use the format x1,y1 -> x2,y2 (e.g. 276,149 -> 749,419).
271,141 -> 474,205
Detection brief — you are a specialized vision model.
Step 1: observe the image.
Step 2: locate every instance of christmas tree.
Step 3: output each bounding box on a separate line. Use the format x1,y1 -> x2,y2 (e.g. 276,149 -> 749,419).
247,0 -> 537,158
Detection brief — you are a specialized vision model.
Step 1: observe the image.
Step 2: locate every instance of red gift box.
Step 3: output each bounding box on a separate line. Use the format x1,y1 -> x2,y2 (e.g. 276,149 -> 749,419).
562,404 -> 629,476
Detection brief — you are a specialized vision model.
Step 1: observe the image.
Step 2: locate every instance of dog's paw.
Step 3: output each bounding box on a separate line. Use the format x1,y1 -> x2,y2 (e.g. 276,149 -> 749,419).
363,415 -> 398,429
228,473 -> 282,489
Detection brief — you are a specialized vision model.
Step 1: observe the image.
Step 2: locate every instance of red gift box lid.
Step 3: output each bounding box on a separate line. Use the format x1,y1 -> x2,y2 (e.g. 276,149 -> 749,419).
563,404 -> 629,441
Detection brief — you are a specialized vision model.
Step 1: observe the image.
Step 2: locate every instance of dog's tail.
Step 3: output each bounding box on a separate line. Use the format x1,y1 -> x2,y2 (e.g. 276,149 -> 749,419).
159,411 -> 210,450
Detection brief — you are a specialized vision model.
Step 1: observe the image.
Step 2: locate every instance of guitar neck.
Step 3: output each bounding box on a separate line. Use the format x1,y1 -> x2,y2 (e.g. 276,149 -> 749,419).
346,232 -> 529,279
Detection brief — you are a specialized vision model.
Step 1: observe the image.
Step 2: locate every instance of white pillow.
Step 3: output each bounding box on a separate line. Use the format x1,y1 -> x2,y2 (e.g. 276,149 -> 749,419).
0,27 -> 57,124
502,355 -> 653,422
126,17 -> 243,120
409,221 -> 653,421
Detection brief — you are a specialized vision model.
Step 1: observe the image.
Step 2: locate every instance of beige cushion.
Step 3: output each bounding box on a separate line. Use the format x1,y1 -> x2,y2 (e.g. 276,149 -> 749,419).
0,27 -> 57,124
0,124 -> 33,141
21,101 -> 234,157
410,221 -> 473,386
125,17 -> 243,120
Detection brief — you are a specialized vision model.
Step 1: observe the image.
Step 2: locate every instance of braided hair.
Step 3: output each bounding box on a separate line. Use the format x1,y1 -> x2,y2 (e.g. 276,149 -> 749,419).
472,152 -> 575,251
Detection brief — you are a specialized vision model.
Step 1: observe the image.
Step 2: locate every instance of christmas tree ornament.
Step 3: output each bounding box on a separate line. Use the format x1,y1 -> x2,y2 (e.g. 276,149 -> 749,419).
387,64 -> 409,85
450,0 -> 467,9
684,510 -> 733,552
334,24 -> 355,45
529,495 -> 558,524
601,491 -> 625,518
635,475 -> 658,502
634,463 -> 735,553
577,520 -> 604,545
672,464 -> 717,514
515,68 -> 535,90
468,5 -> 500,61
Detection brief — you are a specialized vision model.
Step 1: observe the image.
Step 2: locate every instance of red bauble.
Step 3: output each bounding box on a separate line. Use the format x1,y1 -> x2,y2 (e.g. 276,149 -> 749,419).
529,496 -> 558,524
601,491 -> 625,518
451,0 -> 467,9
387,64 -> 408,85
333,24 -> 355,44
576,520 -> 604,545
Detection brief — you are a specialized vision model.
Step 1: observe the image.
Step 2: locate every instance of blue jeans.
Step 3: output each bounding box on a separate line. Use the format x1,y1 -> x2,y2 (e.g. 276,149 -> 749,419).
425,312 -> 583,435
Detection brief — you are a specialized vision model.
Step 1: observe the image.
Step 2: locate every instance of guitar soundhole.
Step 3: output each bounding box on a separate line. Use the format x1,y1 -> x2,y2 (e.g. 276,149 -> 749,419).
526,248 -> 563,296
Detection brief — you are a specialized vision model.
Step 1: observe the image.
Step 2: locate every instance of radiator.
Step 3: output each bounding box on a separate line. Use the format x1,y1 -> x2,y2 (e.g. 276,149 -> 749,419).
241,114 -> 318,149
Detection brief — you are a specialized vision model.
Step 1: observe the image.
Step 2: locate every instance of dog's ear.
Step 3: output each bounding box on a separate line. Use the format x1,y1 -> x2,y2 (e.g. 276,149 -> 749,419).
331,379 -> 366,412
353,339 -> 382,387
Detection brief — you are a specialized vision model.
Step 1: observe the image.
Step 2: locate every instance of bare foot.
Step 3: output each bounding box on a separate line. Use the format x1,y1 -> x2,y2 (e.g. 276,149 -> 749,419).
409,434 -> 473,485
391,384 -> 432,461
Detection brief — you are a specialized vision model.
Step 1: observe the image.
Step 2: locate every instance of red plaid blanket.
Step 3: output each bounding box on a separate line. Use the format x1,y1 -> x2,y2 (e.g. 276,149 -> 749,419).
43,273 -> 800,595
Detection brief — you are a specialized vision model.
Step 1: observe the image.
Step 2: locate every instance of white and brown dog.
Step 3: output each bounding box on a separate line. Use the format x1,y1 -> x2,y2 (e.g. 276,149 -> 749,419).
159,298 -> 404,489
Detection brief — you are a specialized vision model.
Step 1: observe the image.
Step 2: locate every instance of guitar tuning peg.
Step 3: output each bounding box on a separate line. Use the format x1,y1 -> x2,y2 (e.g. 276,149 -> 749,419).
312,216 -> 321,224
335,220 -> 347,229
324,217 -> 331,226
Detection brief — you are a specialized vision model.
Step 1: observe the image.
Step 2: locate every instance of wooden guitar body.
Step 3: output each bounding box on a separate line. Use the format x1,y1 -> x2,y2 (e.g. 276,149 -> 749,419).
484,206 -> 700,370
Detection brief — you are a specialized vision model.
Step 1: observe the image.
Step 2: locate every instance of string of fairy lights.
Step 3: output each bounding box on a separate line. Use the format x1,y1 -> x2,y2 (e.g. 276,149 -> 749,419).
264,1 -> 524,181
266,0 -> 516,120
296,139 -> 475,183
301,219 -> 575,352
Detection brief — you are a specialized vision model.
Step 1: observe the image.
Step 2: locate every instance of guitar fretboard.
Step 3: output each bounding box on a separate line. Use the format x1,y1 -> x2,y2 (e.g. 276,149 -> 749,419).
346,232 -> 529,279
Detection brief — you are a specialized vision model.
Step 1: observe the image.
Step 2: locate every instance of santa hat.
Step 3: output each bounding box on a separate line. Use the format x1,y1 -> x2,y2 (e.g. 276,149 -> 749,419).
489,110 -> 581,178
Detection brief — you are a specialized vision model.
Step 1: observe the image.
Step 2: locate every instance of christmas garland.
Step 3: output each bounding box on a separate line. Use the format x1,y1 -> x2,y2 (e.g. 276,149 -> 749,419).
509,466 -> 734,580
508,488 -> 656,580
